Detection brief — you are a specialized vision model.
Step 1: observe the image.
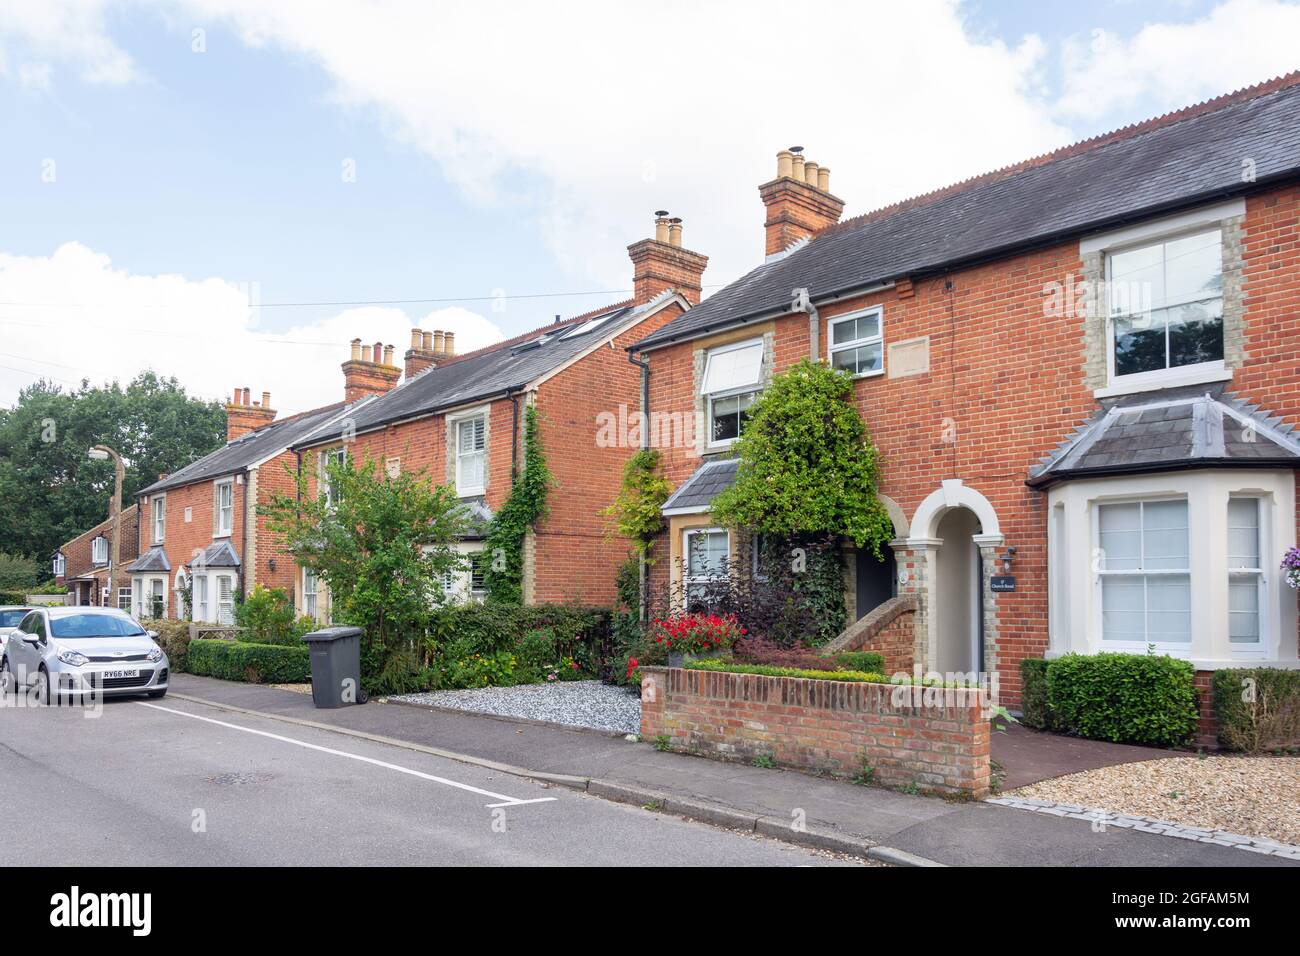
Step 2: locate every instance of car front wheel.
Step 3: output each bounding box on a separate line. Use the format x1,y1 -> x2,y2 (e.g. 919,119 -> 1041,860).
0,657 -> 14,697
35,667 -> 51,706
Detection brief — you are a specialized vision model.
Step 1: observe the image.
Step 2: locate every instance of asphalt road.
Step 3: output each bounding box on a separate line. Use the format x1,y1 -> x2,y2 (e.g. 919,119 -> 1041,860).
0,694 -> 858,866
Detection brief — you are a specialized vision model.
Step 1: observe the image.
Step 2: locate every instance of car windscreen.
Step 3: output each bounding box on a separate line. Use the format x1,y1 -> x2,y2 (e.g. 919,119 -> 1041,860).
0,610 -> 28,628
48,614 -> 148,639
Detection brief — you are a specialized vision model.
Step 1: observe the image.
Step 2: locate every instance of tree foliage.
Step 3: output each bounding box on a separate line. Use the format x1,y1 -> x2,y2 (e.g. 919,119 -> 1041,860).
483,405 -> 553,603
260,453 -> 467,691
0,372 -> 225,560
710,360 -> 893,554
0,553 -> 40,591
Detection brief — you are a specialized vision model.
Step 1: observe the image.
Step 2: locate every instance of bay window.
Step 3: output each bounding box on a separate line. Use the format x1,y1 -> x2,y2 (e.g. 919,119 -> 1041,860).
216,574 -> 235,626
1097,499 -> 1190,645
194,574 -> 209,623
1227,497 -> 1263,647
684,528 -> 729,609
827,307 -> 884,377
702,339 -> 763,446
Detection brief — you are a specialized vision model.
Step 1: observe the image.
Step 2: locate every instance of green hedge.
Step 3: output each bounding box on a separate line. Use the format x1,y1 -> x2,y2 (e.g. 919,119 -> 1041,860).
186,639 -> 310,684
686,658 -> 887,683
1019,658 -> 1052,730
141,618 -> 193,672
0,590 -> 27,606
1046,653 -> 1197,747
1211,667 -> 1300,752
827,650 -> 885,674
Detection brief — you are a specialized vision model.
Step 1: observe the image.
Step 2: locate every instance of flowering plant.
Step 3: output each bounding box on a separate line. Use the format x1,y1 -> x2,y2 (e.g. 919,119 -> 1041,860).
649,612 -> 745,657
1282,547 -> 1300,589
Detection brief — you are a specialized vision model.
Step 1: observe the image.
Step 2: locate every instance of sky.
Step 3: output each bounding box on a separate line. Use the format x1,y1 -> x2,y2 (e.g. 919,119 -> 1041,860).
1,0 -> 1298,414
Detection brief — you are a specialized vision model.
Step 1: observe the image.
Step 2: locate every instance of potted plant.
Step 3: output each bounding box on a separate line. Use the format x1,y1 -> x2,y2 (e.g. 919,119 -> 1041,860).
1283,547 -> 1300,590
650,612 -> 745,668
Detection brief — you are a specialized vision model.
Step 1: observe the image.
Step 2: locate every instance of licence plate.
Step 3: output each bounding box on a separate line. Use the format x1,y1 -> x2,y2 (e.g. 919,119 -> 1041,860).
101,669 -> 139,680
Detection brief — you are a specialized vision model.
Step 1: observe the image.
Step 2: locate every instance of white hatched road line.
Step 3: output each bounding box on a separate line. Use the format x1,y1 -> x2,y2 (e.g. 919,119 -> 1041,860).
136,701 -> 556,809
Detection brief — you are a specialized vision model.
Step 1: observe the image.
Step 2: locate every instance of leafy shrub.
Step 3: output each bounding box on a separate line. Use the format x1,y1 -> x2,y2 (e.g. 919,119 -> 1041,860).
233,586 -> 308,645
732,635 -> 881,673
1019,658 -> 1052,730
649,612 -> 744,656
0,590 -> 28,606
186,639 -> 310,684
1046,653 -> 1197,747
1212,667 -> 1300,752
141,618 -> 192,672
829,650 -> 886,673
0,553 -> 40,592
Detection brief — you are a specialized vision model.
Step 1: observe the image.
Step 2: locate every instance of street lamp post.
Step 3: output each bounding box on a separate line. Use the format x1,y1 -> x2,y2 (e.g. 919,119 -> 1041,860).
88,445 -> 125,609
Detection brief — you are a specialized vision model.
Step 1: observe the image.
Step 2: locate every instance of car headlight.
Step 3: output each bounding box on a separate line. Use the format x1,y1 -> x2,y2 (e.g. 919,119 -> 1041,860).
57,649 -> 89,667
147,646 -> 163,663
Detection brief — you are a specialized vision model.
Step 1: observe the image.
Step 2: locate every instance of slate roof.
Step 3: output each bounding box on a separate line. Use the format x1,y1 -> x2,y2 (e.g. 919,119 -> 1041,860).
633,74 -> 1300,352
662,458 -> 739,514
126,546 -> 171,573
297,297 -> 665,447
194,540 -> 241,569
1027,385 -> 1300,489
138,401 -> 355,497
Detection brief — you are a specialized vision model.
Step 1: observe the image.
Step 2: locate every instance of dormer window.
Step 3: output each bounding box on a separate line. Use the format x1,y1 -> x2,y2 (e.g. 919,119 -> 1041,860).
702,339 -> 763,446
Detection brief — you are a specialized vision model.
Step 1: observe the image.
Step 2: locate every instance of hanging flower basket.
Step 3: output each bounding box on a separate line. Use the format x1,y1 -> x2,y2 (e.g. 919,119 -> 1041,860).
1283,547 -> 1300,590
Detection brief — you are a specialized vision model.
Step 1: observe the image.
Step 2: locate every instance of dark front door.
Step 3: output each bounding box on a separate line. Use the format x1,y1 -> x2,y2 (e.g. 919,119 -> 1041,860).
855,545 -> 896,620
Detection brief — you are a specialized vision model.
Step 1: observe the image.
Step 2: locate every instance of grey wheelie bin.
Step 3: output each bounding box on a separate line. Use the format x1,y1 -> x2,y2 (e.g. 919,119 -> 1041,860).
302,626 -> 364,708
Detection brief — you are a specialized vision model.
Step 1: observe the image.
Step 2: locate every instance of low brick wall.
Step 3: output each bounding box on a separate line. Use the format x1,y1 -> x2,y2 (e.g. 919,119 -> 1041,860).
824,595 -> 917,675
640,666 -> 990,796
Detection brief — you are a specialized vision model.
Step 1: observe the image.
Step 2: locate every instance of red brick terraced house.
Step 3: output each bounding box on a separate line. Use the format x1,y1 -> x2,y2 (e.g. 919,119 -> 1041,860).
291,214 -> 707,609
628,75 -> 1300,734
52,503 -> 140,609
126,381 -> 374,624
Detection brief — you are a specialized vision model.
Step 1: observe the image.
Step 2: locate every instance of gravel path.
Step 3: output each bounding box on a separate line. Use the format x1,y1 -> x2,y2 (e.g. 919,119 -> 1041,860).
391,680 -> 642,735
1007,755 -> 1300,845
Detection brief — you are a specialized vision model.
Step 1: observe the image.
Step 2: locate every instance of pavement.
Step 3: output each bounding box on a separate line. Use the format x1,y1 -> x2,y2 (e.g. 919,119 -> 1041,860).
994,723 -> 1174,790
0,690 -> 856,867
163,674 -> 1296,867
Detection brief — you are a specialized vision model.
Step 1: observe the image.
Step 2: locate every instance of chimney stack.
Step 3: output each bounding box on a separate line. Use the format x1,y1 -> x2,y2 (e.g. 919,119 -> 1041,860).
343,337 -> 401,401
627,210 -> 709,306
404,327 -> 456,380
759,145 -> 845,257
225,385 -> 277,441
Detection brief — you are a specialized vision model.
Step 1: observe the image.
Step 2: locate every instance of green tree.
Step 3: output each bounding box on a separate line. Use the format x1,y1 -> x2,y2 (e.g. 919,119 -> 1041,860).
260,453 -> 467,691
483,406 -> 553,603
0,372 -> 225,560
710,360 -> 893,553
0,553 -> 40,591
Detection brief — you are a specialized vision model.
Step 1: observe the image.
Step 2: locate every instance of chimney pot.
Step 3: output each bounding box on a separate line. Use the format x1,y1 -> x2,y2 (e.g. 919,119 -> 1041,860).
383,344 -> 395,366
372,341 -> 382,364
410,328 -> 423,349
262,390 -> 271,409
791,152 -> 805,181
433,330 -> 445,353
243,388 -> 251,406
777,149 -> 794,178
654,214 -> 671,244
818,166 -> 830,192
668,217 -> 683,248
804,161 -> 819,187
350,338 -> 362,361
443,331 -> 455,354
231,387 -> 241,405
759,147 -> 844,256
421,331 -> 433,351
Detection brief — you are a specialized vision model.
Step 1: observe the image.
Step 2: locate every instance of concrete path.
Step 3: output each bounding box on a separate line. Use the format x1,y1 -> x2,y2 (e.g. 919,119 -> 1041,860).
169,675 -> 1295,867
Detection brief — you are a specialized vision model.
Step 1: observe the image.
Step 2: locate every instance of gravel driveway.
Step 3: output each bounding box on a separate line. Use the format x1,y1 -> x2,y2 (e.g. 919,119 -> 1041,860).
392,680 -> 642,735
1008,755 -> 1300,845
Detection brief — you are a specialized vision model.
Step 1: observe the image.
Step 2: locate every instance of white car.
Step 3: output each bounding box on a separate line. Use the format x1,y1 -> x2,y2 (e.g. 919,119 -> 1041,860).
1,606 -> 170,702
0,606 -> 34,642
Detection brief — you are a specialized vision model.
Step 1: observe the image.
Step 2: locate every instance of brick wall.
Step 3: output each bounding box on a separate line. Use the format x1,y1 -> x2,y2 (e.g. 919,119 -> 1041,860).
640,666 -> 990,796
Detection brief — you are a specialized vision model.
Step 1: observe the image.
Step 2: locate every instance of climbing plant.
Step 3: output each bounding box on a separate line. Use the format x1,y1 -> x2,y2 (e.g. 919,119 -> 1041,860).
603,449 -> 671,560
483,405 -> 553,603
710,359 -> 893,554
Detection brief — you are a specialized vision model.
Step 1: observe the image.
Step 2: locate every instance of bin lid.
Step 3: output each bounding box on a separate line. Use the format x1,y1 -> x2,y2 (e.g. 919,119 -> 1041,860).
301,626 -> 363,643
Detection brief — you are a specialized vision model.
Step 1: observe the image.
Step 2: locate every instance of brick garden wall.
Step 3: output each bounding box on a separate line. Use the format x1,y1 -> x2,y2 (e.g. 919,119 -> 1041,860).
640,666 -> 991,796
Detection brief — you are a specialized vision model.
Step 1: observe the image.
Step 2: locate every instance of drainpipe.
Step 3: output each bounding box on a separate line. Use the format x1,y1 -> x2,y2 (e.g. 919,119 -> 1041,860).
238,467 -> 249,602
792,287 -> 819,361
508,387 -> 522,482
627,350 -> 652,620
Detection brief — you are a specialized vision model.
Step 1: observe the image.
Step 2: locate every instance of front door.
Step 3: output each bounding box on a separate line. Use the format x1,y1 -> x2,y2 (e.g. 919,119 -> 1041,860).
855,546 -> 897,619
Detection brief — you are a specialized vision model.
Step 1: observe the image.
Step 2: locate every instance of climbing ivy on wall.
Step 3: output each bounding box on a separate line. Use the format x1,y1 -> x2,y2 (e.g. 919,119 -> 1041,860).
603,449 -> 671,561
483,404 -> 553,603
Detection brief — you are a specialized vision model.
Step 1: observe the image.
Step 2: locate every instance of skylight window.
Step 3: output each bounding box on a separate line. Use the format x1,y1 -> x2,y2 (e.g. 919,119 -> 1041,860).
559,312 -> 618,340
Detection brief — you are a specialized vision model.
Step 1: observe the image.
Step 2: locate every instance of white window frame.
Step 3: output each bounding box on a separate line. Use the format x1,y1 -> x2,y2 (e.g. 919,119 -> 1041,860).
91,537 -> 108,565
53,553 -> 65,577
215,479 -> 235,537
193,573 -> 209,623
147,577 -> 167,619
152,496 -> 166,544
132,577 -> 144,619
320,447 -> 347,507
451,411 -> 487,497
215,573 -> 236,626
683,527 -> 730,608
302,567 -> 321,622
826,305 -> 885,379
1227,495 -> 1266,654
1093,497 -> 1191,650
116,587 -> 131,612
702,339 -> 764,449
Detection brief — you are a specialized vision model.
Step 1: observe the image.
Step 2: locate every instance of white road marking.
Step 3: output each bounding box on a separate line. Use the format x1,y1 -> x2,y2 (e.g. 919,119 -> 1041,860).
137,701 -> 556,809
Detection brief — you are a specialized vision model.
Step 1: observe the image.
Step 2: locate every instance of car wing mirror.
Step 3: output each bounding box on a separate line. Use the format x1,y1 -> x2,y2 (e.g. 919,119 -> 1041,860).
146,630 -> 158,640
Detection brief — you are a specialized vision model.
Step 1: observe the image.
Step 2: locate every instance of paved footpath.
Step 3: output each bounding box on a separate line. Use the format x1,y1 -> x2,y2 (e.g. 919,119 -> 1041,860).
168,675 -> 1296,867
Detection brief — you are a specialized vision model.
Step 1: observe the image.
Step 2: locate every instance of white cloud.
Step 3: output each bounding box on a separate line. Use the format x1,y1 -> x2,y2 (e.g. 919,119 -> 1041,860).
165,0 -> 1070,290
0,242 -> 503,413
0,0 -> 138,86
1056,0 -> 1300,120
